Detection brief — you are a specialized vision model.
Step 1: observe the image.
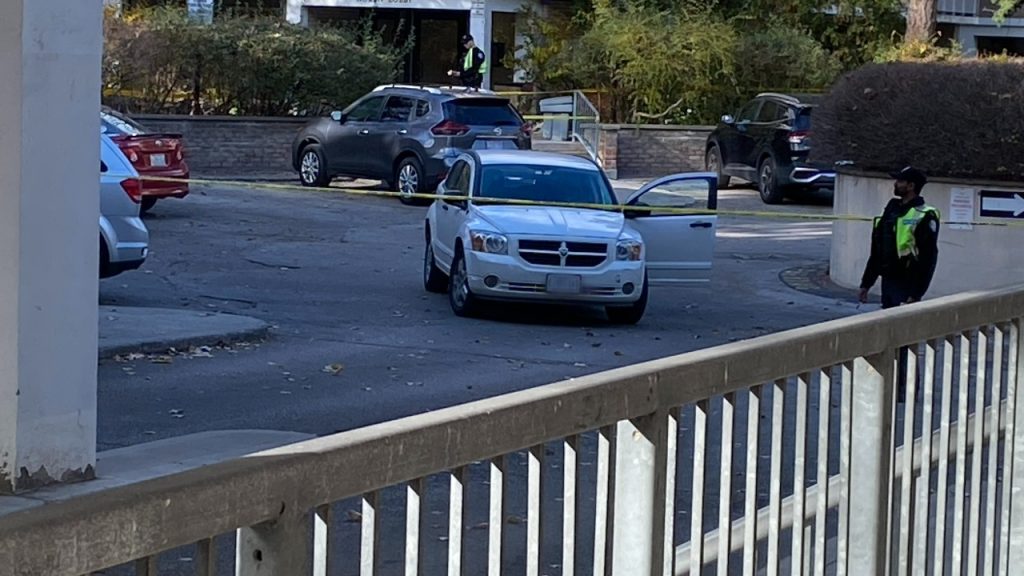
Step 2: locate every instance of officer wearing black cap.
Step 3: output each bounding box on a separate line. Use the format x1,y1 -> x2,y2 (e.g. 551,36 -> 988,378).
448,34 -> 488,90
858,166 -> 941,309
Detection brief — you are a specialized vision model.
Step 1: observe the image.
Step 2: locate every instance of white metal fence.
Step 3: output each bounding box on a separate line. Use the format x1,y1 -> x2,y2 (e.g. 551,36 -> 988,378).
571,91 -> 601,165
2,286 -> 1024,576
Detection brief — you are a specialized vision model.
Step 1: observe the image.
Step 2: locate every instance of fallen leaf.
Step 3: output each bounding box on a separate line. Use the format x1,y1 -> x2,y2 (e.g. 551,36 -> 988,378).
506,515 -> 525,525
345,510 -> 362,522
151,356 -> 173,364
322,363 -> 345,375
573,362 -> 588,368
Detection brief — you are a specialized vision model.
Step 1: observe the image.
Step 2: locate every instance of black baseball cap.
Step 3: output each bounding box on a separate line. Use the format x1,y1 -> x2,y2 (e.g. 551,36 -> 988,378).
890,165 -> 928,187
461,34 -> 474,43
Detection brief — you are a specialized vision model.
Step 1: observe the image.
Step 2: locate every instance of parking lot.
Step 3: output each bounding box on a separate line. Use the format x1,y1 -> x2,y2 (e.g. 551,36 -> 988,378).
97,180 -> 850,451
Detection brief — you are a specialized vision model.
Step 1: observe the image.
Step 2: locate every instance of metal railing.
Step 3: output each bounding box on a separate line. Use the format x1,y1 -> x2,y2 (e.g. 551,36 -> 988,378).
3,285 -> 1024,575
572,90 -> 601,165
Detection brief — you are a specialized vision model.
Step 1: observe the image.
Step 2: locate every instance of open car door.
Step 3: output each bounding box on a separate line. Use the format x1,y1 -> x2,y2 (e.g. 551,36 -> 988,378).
623,172 -> 718,286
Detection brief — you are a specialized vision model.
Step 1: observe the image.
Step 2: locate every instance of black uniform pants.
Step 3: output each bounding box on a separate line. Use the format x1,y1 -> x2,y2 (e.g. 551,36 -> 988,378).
882,275 -> 919,401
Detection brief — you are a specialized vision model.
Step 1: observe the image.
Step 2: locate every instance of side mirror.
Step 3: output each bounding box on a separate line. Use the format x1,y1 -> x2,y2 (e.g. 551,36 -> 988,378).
330,111 -> 346,123
721,114 -> 735,125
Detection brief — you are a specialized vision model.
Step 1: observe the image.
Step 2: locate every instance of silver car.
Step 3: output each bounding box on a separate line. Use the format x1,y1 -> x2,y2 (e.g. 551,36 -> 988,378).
100,134 -> 149,278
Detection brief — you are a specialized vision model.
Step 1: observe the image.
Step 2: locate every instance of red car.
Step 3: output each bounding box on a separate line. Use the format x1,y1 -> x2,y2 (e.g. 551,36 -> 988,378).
100,108 -> 190,213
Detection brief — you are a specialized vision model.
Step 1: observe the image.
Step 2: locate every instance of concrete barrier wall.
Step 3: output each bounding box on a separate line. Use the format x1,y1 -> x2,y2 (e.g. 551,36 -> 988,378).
831,171 -> 1024,298
132,114 -> 308,179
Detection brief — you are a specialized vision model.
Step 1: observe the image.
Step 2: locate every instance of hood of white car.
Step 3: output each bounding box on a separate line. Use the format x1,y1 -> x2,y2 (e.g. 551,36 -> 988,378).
475,205 -> 624,238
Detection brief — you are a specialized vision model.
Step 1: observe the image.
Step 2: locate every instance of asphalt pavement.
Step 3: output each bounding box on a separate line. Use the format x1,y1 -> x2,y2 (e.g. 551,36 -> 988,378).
89,179 -> 862,575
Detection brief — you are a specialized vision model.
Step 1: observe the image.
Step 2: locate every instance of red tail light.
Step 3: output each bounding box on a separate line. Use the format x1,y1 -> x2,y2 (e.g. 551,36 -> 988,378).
788,130 -> 811,151
431,120 -> 470,136
120,178 -> 143,204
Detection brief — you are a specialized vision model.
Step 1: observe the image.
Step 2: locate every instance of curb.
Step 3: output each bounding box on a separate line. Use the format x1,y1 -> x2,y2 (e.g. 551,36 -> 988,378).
98,321 -> 272,360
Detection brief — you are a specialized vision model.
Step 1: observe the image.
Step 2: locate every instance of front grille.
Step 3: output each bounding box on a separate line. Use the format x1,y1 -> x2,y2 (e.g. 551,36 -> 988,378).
517,238 -> 608,268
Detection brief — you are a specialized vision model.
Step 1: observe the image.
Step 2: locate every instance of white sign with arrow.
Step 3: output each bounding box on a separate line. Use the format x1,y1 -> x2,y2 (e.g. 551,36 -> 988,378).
979,190 -> 1024,218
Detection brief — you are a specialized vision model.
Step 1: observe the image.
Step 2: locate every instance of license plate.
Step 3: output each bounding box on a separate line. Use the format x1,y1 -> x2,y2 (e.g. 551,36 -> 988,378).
546,274 -> 581,294
150,154 -> 167,167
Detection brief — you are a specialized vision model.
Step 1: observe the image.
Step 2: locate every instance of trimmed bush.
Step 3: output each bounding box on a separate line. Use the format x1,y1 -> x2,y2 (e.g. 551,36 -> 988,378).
811,61 -> 1024,182
103,7 -> 409,116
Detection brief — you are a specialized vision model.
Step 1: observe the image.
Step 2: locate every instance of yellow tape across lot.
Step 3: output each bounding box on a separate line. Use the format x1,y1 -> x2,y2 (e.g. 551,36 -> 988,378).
137,175 -> 1024,228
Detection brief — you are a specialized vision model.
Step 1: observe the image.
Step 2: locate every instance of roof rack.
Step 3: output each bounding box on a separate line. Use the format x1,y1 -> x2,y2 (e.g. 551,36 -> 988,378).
756,92 -> 802,104
372,84 -> 443,95
436,85 -> 498,95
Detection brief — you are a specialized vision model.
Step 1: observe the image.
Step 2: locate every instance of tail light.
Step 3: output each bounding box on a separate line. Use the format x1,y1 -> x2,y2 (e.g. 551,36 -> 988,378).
128,150 -> 140,163
120,178 -> 142,204
431,120 -> 470,136
788,130 -> 811,151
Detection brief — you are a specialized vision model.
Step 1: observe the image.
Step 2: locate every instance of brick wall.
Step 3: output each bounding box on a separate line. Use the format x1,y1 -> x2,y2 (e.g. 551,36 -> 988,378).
132,114 -> 308,178
597,125 -> 714,180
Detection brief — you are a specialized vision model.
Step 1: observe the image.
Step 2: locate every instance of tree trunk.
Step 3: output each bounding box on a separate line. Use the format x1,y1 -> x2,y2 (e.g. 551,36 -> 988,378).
905,0 -> 937,43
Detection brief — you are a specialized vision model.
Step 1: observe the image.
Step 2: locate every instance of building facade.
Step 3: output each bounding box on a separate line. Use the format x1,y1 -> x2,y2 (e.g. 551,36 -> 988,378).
286,0 -> 534,89
938,0 -> 1024,54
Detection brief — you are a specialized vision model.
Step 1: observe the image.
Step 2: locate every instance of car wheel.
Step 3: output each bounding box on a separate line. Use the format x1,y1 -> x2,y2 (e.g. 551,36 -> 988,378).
448,248 -> 479,317
758,156 -> 785,204
396,156 -> 426,206
705,145 -> 731,189
99,236 -> 112,279
299,144 -> 331,188
140,197 -> 157,214
606,274 -> 648,325
424,239 -> 447,293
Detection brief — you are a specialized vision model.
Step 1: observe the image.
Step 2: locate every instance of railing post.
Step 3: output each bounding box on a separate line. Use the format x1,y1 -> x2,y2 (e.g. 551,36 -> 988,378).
609,410 -> 672,576
847,351 -> 896,576
236,508 -> 311,576
1008,318 -> 1024,568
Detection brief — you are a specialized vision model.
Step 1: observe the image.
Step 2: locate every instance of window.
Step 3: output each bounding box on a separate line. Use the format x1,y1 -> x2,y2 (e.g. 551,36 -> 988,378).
443,99 -> 521,127
444,160 -> 471,196
345,96 -> 385,122
415,100 -> 431,118
101,110 -> 146,136
756,100 -> 784,123
736,100 -> 761,123
475,164 -> 617,206
793,107 -> 813,131
381,96 -> 415,122
633,178 -> 714,214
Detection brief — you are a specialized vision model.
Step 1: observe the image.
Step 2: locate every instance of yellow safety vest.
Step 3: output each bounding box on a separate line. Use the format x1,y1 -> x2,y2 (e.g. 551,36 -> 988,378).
464,48 -> 488,75
873,205 -> 940,259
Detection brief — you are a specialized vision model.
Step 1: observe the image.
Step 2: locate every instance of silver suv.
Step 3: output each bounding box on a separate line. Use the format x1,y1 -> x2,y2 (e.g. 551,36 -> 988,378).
291,85 -> 531,204
100,134 -> 150,278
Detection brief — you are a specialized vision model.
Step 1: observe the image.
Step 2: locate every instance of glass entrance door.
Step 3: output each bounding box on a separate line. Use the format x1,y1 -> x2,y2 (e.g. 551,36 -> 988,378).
413,10 -> 468,85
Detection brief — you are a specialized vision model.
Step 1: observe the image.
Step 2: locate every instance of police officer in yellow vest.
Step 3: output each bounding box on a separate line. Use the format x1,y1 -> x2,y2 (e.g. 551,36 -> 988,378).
858,166 -> 940,309
447,34 -> 488,90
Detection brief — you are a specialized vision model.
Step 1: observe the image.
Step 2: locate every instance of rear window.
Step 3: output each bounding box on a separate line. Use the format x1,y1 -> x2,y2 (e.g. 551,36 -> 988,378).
101,110 -> 147,136
444,99 -> 522,126
794,108 -> 813,131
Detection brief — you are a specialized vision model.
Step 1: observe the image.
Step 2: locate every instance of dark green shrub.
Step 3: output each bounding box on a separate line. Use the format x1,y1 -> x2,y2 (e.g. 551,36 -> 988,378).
811,61 -> 1024,181
103,7 -> 409,116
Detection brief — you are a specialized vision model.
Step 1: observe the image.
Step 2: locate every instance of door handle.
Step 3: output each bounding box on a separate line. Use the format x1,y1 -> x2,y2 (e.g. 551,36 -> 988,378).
397,129 -> 408,135
358,129 -> 370,135
690,221 -> 713,228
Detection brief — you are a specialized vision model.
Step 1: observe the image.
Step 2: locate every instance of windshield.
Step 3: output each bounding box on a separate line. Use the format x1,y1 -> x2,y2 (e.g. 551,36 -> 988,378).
475,164 -> 617,206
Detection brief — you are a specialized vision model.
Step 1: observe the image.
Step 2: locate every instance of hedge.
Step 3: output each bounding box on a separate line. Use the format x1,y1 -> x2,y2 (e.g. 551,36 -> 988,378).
812,61 -> 1024,182
103,8 -> 409,116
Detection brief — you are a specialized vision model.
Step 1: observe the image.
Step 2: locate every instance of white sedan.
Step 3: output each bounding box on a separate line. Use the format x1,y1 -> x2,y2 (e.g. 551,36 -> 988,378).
423,150 -> 718,323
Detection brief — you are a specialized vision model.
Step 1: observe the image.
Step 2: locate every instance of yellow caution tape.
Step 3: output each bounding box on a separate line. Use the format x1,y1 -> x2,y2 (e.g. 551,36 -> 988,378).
138,175 -> 1024,228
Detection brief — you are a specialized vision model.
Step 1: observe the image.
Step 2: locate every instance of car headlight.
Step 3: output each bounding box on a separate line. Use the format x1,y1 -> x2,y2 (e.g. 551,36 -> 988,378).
470,231 -> 508,255
616,239 -> 642,261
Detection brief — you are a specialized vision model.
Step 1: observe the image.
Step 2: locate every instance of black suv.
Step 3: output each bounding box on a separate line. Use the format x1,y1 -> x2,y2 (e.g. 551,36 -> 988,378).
704,93 -> 834,204
291,85 -> 531,204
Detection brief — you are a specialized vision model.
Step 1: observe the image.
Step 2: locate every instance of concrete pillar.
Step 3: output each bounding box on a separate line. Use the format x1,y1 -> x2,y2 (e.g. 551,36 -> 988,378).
470,0 -> 489,88
286,0 -> 308,26
0,0 -> 102,494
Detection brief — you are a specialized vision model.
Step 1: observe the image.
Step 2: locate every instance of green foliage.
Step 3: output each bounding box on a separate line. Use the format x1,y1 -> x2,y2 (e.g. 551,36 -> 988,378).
994,0 -> 1024,22
873,36 -> 965,63
812,61 -> 1024,181
732,24 -> 842,96
103,7 -> 410,116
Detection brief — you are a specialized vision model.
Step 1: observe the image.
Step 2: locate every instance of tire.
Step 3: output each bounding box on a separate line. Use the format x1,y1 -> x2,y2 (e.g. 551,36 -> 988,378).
423,238 -> 447,293
448,248 -> 479,317
705,145 -> 731,189
396,156 -> 427,206
758,156 -> 785,204
606,274 -> 648,325
298,144 -> 331,188
99,236 -> 112,279
140,197 -> 157,214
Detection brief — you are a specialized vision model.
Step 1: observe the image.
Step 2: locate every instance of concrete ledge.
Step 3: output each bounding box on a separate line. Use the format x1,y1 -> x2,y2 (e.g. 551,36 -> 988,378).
132,113 -> 309,125
0,430 -> 313,518
98,306 -> 271,359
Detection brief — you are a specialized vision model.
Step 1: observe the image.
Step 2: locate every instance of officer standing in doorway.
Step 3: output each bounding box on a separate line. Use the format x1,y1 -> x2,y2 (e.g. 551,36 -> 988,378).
448,34 -> 488,90
858,166 -> 941,308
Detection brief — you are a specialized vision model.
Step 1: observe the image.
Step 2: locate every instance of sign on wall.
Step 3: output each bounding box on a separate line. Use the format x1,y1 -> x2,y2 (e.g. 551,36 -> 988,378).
187,0 -> 214,24
948,187 -> 975,230
979,190 -> 1024,219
